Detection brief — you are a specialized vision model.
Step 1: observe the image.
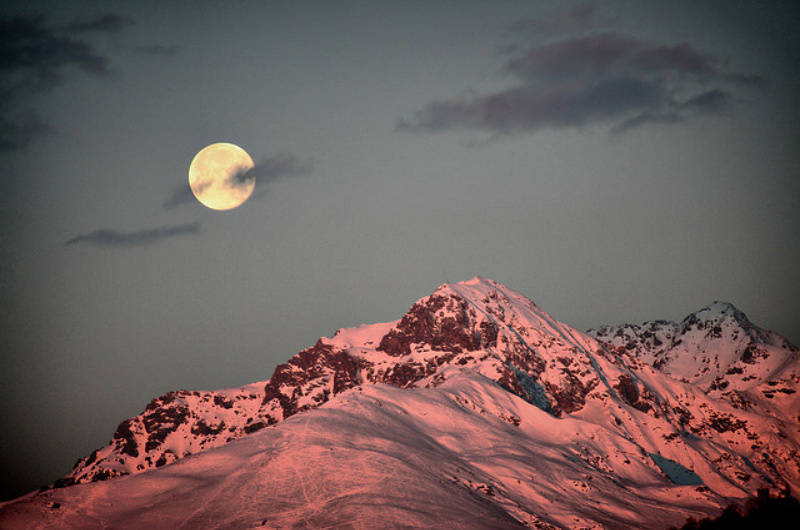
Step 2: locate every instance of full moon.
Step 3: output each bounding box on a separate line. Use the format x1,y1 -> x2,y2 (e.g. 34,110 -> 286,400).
188,143 -> 255,210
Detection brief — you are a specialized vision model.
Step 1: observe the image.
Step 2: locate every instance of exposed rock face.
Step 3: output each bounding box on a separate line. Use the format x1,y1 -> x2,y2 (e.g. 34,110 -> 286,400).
378,294 -> 486,356
64,277 -> 800,500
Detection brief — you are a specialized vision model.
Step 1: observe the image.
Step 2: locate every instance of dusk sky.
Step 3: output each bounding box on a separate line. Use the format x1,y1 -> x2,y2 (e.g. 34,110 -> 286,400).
1,0 -> 798,500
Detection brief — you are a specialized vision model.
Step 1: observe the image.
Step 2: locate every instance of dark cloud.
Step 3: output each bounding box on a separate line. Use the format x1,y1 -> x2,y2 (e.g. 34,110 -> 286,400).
610,88 -> 733,135
163,153 -> 314,209
503,33 -> 717,80
66,222 -> 200,247
236,153 -> 314,184
0,15 -> 111,78
399,77 -> 664,134
399,30 -> 760,138
0,14 -> 124,151
228,164 -> 258,188
629,42 -> 715,75
609,88 -> 732,136
66,14 -> 134,34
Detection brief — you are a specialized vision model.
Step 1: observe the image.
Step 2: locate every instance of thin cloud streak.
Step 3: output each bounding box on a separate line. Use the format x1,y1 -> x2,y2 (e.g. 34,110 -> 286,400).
66,222 -> 200,248
231,152 -> 314,185
162,186 -> 195,210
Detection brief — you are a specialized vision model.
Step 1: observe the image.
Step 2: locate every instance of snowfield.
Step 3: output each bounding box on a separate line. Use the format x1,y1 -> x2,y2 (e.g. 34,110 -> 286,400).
0,370 -> 737,529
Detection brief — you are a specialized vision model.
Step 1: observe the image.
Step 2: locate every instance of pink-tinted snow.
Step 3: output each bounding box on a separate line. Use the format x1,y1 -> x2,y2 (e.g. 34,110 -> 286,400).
1,277 -> 797,528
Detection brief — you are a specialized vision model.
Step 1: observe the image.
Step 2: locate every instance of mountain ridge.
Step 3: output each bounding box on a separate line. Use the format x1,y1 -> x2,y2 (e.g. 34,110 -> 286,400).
587,300 -> 798,400
11,276 -> 796,528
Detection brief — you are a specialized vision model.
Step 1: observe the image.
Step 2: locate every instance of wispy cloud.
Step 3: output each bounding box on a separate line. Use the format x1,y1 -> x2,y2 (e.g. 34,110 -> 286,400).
0,13 -> 178,152
66,222 -> 200,247
607,88 -> 732,135
163,153 -> 313,209
398,27 -> 761,138
0,15 -> 113,81
502,33 -> 717,80
162,186 -> 195,210
0,14 -> 122,151
237,152 -> 314,185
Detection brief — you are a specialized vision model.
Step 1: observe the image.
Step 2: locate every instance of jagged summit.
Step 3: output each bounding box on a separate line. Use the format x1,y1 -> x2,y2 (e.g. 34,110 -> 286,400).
695,300 -> 747,317
432,276 -> 537,309
682,301 -> 755,331
588,299 -> 798,398
38,277 -> 799,526
588,300 -> 750,336
449,274 -> 494,287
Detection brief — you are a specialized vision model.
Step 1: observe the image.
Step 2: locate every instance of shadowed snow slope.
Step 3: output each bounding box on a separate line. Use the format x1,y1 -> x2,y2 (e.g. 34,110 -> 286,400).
1,277 -> 798,528
0,370 -> 749,529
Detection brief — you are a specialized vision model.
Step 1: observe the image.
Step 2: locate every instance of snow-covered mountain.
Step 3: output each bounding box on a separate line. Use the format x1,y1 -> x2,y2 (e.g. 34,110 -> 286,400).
588,301 -> 799,402
2,277 -> 798,528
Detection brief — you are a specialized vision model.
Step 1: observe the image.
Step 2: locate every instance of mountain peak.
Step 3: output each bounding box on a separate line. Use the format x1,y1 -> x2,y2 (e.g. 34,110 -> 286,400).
589,299 -> 798,395
435,276 -> 542,310
461,275 -> 495,286
434,275 -> 499,295
684,301 -> 751,327
11,278 -> 800,529
56,277 -> 799,505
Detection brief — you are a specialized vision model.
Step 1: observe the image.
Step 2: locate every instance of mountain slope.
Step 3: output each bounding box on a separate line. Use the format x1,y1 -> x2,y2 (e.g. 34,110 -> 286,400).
0,370 -> 753,529
64,276 -> 633,485
3,276 -> 798,528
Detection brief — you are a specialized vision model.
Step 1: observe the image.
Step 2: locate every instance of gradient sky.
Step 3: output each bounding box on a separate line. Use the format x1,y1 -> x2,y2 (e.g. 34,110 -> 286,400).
1,0 -> 798,500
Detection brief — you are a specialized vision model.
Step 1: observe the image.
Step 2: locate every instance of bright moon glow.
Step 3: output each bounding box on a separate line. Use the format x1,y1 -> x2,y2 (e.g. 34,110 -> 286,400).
188,143 -> 255,210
